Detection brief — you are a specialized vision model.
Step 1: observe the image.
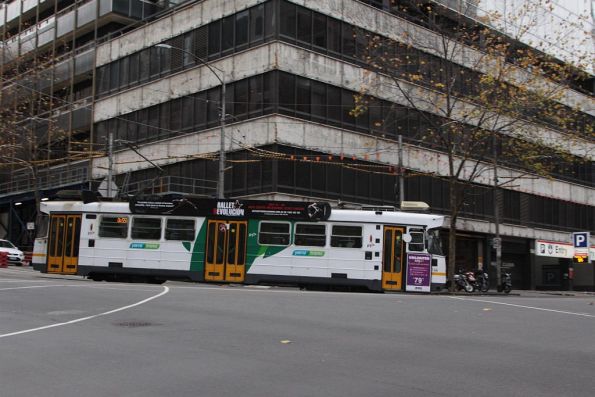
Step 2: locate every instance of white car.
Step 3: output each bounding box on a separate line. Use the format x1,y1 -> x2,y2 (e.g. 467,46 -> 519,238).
0,240 -> 25,265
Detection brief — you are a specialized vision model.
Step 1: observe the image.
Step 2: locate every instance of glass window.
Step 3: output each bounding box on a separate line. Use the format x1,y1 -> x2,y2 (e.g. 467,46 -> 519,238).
264,1 -> 276,38
131,217 -> 162,240
208,20 -> 221,57
296,78 -> 310,114
280,1 -> 296,38
250,4 -> 264,42
182,96 -> 194,131
170,98 -> 182,132
97,65 -> 110,95
235,10 -> 249,47
249,75 -> 263,115
139,49 -> 150,83
183,32 -> 194,67
150,47 -> 161,77
119,56 -> 129,89
294,224 -> 326,247
311,80 -> 326,120
129,52 -> 140,85
207,88 -> 220,127
160,102 -> 170,138
235,79 -> 248,117
110,60 -> 120,90
331,225 -> 362,248
296,7 -> 312,43
259,222 -> 290,245
327,85 -> 341,125
195,92 -> 207,128
278,72 -> 295,114
99,216 -> 129,238
165,219 -> 195,241
427,229 -> 443,255
222,16 -> 234,52
312,13 -> 326,48
195,26 -> 208,59
327,18 -> 341,54
342,23 -> 355,58
408,228 -> 425,252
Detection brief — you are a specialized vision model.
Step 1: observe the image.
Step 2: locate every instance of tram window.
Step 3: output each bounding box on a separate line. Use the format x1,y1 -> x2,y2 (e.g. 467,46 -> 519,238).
131,217 -> 162,240
37,214 -> 49,238
259,222 -> 290,245
331,225 -> 362,248
165,218 -> 195,241
294,224 -> 326,247
99,216 -> 129,238
408,228 -> 425,252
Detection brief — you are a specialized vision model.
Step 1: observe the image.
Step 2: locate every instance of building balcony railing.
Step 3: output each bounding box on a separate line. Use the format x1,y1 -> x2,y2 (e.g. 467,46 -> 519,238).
0,160 -> 89,198
1,0 -> 159,65
122,175 -> 217,197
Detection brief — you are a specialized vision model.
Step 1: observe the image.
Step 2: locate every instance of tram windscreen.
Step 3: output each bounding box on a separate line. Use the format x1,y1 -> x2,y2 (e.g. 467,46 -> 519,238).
36,214 -> 49,238
427,229 -> 444,256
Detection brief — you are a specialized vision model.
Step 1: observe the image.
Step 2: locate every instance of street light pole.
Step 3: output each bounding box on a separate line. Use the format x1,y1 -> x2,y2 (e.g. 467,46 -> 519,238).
492,132 -> 502,291
155,43 -> 226,198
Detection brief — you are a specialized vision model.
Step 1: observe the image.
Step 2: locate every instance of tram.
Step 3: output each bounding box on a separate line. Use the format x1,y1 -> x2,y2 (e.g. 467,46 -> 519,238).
32,194 -> 446,292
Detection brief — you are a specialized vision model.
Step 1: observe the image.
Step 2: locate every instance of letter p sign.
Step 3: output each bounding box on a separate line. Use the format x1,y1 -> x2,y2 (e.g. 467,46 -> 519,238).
572,232 -> 589,249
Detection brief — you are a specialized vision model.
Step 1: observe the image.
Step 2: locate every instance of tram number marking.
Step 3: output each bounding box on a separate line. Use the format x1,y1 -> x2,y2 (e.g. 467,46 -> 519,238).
116,217 -> 128,224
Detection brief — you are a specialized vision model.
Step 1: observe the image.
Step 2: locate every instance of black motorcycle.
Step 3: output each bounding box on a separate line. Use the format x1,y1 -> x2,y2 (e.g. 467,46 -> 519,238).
501,271 -> 512,294
474,270 -> 489,293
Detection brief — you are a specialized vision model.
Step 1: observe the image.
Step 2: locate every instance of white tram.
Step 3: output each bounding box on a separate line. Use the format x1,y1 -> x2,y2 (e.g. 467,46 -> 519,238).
32,196 -> 446,292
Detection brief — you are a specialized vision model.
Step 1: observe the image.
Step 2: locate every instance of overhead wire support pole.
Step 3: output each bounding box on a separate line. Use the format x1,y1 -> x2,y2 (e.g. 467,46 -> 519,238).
155,43 -> 226,198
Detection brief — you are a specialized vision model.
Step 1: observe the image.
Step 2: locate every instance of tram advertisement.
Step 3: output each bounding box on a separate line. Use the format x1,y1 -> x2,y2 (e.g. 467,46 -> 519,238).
129,196 -> 331,221
405,253 -> 432,293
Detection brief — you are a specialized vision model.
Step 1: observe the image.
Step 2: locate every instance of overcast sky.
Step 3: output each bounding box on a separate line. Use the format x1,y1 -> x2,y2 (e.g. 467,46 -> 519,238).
476,0 -> 594,73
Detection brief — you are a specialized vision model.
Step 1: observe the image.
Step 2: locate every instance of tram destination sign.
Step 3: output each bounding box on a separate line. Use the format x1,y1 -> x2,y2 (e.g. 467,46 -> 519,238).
129,196 -> 331,221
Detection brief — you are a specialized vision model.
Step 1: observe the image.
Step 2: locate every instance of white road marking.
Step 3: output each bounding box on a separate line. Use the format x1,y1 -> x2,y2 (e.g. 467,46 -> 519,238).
448,296 -> 595,318
0,286 -> 169,339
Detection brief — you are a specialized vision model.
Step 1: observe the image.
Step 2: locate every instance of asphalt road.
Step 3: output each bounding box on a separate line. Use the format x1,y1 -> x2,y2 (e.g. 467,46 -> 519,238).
1,266 -> 594,397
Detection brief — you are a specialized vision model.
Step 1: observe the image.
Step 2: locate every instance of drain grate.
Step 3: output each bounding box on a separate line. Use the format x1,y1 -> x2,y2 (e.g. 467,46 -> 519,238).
113,321 -> 154,328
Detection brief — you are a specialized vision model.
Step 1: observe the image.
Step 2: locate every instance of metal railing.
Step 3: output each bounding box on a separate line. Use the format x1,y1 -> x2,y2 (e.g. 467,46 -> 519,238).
123,175 -> 217,197
0,161 -> 89,197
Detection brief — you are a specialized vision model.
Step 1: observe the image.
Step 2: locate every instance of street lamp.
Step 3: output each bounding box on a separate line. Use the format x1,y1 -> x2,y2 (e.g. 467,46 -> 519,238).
155,43 -> 226,198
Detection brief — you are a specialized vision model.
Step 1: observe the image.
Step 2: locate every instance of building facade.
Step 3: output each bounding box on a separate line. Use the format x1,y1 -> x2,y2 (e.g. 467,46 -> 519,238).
1,0 -> 594,290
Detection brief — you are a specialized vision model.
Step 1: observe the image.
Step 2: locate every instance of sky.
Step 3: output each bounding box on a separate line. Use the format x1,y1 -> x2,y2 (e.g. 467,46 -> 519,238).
473,0 -> 594,74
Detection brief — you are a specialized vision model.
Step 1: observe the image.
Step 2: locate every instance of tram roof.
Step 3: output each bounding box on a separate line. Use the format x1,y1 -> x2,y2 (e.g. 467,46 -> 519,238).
40,201 -> 444,228
329,209 -> 444,228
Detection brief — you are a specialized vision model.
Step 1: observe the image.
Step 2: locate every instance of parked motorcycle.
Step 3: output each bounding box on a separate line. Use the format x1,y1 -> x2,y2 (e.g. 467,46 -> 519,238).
474,270 -> 489,293
501,271 -> 512,294
453,269 -> 474,293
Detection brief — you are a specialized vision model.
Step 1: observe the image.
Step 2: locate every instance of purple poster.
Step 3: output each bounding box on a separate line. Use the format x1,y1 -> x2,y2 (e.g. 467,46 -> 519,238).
406,253 -> 432,293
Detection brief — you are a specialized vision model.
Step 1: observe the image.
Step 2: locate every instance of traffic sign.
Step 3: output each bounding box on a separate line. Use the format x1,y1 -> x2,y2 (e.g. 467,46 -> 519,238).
572,232 -> 589,249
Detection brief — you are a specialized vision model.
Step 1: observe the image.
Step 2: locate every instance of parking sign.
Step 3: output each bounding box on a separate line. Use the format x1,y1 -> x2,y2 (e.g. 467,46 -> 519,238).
572,232 -> 589,249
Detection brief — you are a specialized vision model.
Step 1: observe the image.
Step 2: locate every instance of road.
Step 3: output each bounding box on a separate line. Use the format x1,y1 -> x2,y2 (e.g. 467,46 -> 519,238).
1,266 -> 594,397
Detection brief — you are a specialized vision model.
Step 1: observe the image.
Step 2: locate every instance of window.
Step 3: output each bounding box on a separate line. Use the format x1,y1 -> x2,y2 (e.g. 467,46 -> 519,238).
331,225 -> 362,248
235,10 -> 249,48
294,224 -> 326,246
408,228 -> 425,251
165,219 -> 195,241
312,13 -> 326,48
139,49 -> 150,83
296,8 -> 312,43
280,1 -> 296,38
99,216 -> 129,238
259,222 -> 290,245
208,20 -> 221,57
222,16 -> 234,52
250,4 -> 264,42
131,217 -> 162,240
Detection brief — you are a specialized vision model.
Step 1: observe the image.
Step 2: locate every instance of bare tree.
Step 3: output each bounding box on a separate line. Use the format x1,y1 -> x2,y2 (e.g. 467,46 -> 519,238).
352,0 -> 593,290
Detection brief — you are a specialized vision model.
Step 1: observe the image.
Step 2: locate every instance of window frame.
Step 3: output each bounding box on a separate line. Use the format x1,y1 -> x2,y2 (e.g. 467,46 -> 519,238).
131,216 -> 163,241
98,215 -> 129,239
165,218 -> 196,241
294,223 -> 326,247
258,221 -> 291,246
330,224 -> 363,248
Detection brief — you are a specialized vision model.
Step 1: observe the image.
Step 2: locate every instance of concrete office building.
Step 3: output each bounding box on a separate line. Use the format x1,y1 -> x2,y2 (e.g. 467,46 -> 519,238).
1,0 -> 594,290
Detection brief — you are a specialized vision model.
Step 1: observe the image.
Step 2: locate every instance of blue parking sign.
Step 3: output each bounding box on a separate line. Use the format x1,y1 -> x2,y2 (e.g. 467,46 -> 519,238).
572,232 -> 589,249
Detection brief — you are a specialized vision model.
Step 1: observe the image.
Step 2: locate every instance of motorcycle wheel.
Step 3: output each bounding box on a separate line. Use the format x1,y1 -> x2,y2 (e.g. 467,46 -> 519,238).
465,284 -> 474,293
480,282 -> 489,293
504,285 -> 512,294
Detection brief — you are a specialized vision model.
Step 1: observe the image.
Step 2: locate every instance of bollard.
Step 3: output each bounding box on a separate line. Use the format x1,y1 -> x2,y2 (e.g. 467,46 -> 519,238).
0,252 -> 8,268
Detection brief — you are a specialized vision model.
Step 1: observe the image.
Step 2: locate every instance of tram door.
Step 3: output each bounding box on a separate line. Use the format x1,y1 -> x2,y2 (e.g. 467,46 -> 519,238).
47,214 -> 81,274
382,226 -> 405,290
204,220 -> 248,283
